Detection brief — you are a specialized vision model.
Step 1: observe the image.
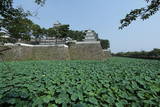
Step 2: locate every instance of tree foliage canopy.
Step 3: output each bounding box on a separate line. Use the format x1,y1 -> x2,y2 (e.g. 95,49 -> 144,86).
100,39 -> 110,49
0,0 -> 45,41
46,25 -> 85,41
0,0 -> 108,44
68,30 -> 85,41
120,0 -> 160,29
0,8 -> 33,40
0,0 -> 45,19
114,48 -> 160,59
0,0 -> 45,11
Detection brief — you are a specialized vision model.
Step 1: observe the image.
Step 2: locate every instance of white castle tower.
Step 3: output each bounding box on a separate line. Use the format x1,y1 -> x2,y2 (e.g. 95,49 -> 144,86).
84,30 -> 98,41
53,21 -> 62,27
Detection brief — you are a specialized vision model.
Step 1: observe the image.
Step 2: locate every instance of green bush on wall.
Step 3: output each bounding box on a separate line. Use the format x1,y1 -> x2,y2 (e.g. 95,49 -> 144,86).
100,39 -> 110,49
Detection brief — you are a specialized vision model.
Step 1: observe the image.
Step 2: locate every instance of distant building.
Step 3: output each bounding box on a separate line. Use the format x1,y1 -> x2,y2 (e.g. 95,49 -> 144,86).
53,21 -> 62,27
39,37 -> 65,45
84,30 -> 98,41
1,35 -> 10,39
0,34 -> 16,44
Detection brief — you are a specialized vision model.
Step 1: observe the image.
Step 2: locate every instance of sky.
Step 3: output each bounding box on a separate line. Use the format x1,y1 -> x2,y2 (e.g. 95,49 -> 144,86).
13,0 -> 160,53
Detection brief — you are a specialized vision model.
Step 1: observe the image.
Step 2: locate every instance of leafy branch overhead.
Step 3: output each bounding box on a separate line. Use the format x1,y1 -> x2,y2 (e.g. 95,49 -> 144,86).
0,0 -> 45,17
119,0 -> 160,29
0,0 -> 46,42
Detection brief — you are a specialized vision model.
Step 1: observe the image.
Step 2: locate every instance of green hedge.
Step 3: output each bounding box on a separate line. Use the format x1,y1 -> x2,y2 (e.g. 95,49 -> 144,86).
100,39 -> 110,49
114,48 -> 160,60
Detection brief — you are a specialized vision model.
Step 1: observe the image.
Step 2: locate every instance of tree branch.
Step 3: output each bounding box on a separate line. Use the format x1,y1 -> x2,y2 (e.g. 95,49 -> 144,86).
119,0 -> 160,29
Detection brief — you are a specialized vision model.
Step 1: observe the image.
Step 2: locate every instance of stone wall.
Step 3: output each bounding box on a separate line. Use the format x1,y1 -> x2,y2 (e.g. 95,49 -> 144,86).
0,43 -> 110,61
69,42 -> 108,60
0,45 -> 70,61
103,50 -> 112,58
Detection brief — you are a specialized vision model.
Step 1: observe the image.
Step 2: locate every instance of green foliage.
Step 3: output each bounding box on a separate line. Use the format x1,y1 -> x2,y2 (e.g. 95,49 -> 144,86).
46,25 -> 85,41
0,8 -> 33,41
0,37 -> 16,44
0,1 -> 88,42
47,28 -> 57,37
68,30 -> 85,41
54,24 -> 70,39
0,0 -> 45,42
0,0 -> 45,14
0,7 -> 47,42
120,0 -> 160,29
114,48 -> 160,59
46,25 -> 70,39
0,57 -> 160,106
100,39 -> 110,49
35,0 -> 46,5
31,24 -> 44,39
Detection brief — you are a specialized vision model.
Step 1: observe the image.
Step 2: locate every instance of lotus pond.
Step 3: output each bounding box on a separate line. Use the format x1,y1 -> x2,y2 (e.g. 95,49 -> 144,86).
0,57 -> 160,106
